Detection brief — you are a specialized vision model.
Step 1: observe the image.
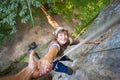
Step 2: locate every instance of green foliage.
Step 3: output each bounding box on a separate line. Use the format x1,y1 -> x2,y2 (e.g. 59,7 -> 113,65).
47,0 -> 111,37
0,0 -> 41,46
0,0 -> 111,46
0,0 -> 18,45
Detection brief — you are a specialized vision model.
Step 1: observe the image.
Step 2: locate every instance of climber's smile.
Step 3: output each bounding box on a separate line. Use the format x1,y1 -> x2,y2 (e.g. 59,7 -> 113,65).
57,31 -> 68,45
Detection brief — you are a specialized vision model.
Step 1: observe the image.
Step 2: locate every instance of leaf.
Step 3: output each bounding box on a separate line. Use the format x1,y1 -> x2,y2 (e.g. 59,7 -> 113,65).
21,15 -> 30,23
31,0 -> 41,8
19,5 -> 28,16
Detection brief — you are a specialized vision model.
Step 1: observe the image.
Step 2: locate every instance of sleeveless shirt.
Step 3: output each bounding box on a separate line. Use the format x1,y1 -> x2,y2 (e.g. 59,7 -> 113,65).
47,38 -> 79,61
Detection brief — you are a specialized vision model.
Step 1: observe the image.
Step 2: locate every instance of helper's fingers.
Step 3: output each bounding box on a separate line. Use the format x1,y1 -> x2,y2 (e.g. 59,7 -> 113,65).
43,61 -> 48,74
43,61 -> 52,74
29,50 -> 35,62
38,60 -> 41,69
28,50 -> 36,69
38,59 -> 52,76
38,60 -> 43,76
47,63 -> 52,71
42,61 -> 46,75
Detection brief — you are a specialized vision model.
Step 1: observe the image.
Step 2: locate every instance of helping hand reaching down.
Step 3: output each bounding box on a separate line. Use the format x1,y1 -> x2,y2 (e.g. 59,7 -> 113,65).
0,50 -> 51,80
37,58 -> 52,76
29,50 -> 52,77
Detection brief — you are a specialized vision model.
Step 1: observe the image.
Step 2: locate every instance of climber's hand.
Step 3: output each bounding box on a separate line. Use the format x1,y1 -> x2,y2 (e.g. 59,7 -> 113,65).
37,58 -> 52,76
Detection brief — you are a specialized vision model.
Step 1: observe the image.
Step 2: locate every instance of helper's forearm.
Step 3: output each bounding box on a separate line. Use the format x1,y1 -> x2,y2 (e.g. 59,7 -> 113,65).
0,67 -> 33,80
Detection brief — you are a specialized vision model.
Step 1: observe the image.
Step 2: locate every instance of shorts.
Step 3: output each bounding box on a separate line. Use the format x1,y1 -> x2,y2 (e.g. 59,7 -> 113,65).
52,60 -> 73,75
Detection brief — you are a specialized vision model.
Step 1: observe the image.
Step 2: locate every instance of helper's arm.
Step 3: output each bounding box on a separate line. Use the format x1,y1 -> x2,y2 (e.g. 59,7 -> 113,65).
0,67 -> 33,80
0,51 -> 39,80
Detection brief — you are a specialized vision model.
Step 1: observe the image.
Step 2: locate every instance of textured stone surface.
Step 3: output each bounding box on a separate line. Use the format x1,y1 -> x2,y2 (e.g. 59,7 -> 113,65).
52,1 -> 120,80
0,1 -> 120,80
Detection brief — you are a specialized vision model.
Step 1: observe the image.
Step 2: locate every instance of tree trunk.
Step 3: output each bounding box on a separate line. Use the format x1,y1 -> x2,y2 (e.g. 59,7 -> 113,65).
40,5 -> 59,29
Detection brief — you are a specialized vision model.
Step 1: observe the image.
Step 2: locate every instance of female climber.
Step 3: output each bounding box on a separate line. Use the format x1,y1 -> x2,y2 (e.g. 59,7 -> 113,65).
37,27 -> 98,76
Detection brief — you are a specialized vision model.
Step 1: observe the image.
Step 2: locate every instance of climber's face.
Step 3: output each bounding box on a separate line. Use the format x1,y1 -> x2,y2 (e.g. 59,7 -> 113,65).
57,30 -> 68,45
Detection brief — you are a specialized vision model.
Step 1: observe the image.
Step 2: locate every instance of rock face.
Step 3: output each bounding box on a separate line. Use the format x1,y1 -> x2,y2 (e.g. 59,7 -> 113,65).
52,1 -> 120,80
0,1 -> 120,80
79,26 -> 120,80
77,1 -> 120,80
